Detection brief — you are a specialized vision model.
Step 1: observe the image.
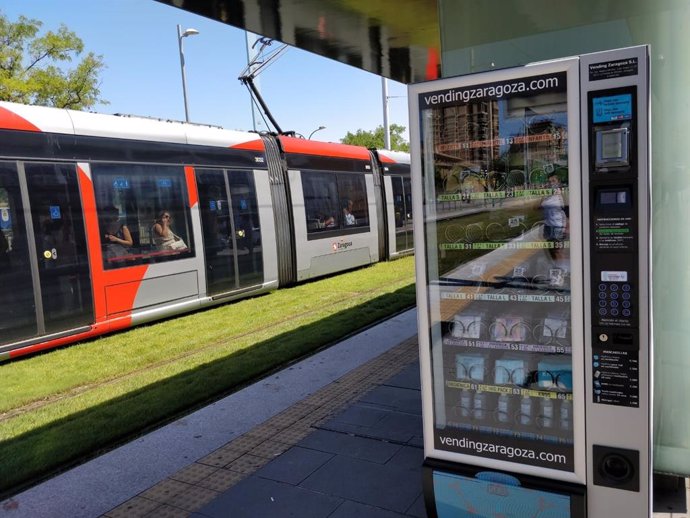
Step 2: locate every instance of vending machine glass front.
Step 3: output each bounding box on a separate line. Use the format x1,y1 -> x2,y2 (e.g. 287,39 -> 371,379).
417,61 -> 583,481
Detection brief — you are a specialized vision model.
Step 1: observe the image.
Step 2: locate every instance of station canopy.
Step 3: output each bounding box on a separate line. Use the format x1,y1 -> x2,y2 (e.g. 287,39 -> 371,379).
156,1 -> 675,83
155,0 -> 442,84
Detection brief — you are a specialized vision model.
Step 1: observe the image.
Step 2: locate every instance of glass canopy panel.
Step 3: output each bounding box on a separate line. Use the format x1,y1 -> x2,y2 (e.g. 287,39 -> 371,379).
437,0 -> 690,477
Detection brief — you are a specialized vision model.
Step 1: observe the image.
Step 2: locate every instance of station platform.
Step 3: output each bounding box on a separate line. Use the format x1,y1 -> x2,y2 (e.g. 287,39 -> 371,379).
0,307 -> 686,518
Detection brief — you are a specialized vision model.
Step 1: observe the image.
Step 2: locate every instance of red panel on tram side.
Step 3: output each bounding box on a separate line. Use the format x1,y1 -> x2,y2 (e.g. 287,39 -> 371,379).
279,136 -> 372,161
104,280 -> 150,317
0,105 -> 41,132
78,163 -> 107,320
184,165 -> 198,208
77,164 -> 149,328
229,138 -> 265,152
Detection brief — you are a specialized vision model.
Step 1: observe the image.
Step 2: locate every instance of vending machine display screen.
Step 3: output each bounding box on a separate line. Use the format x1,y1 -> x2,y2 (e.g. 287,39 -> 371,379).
592,94 -> 632,123
418,69 -> 576,472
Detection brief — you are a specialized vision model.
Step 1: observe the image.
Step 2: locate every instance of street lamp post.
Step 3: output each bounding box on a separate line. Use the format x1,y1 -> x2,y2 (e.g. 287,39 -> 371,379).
177,24 -> 199,123
382,77 -> 390,149
308,126 -> 326,139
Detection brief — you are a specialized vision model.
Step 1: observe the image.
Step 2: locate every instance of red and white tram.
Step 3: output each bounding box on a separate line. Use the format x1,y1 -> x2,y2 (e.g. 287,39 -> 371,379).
0,101 -> 412,361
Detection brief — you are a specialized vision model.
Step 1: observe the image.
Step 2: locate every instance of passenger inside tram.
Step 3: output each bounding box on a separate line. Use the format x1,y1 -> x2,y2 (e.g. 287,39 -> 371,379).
342,199 -> 356,226
152,210 -> 187,251
101,205 -> 133,260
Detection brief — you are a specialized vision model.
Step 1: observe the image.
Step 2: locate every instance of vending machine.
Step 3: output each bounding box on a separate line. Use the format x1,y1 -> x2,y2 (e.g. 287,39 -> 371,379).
408,46 -> 650,517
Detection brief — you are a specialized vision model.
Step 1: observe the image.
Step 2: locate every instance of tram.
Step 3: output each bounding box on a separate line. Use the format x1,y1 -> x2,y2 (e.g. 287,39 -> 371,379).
0,101 -> 413,361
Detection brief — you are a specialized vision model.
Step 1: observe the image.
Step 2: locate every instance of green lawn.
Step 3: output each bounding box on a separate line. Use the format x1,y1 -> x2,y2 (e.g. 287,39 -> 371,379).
0,256 -> 416,496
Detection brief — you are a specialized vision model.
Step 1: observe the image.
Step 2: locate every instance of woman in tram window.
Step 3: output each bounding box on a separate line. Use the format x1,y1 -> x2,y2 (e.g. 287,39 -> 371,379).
152,210 -> 187,251
101,205 -> 133,261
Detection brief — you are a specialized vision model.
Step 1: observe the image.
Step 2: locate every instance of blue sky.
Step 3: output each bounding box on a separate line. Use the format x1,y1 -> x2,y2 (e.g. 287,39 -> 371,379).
0,0 -> 410,143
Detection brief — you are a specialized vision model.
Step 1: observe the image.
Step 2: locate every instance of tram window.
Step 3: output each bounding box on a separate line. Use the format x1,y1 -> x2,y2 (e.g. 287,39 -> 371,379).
392,177 -> 405,228
303,173 -> 339,231
302,171 -> 369,235
92,164 -> 194,269
337,174 -> 369,228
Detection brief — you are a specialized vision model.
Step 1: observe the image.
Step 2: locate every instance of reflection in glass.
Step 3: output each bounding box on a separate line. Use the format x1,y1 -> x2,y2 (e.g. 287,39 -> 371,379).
421,72 -> 575,466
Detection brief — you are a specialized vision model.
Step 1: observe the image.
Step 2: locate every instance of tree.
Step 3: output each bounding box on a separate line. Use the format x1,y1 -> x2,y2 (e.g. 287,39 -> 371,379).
0,12 -> 106,109
341,124 -> 410,152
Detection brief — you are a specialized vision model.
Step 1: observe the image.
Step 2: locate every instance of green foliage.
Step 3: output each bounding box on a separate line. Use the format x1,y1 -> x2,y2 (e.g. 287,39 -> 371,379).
341,124 -> 410,152
0,12 -> 106,109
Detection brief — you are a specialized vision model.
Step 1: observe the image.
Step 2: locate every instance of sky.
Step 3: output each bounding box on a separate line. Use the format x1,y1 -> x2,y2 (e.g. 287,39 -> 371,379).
0,0 -> 410,144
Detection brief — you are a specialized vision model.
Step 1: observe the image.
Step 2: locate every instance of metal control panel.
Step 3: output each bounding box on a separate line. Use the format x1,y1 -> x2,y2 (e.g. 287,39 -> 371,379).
582,46 -> 651,517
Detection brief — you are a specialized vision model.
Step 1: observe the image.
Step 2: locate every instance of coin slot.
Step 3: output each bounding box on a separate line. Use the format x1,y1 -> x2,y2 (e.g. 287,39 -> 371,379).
593,445 -> 639,491
600,453 -> 634,483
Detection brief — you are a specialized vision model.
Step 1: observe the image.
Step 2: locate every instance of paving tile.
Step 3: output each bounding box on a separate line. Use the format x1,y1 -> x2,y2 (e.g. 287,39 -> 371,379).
166,484 -> 219,511
309,405 -> 338,422
385,445 -> 424,471
265,412 -> 301,430
196,476 -> 343,518
301,454 -> 422,513
280,401 -> 320,419
329,500 -> 411,518
296,414 -> 321,427
303,393 -> 332,405
327,403 -> 388,427
243,425 -> 279,441
358,385 -> 422,415
278,425 -> 314,444
298,429 -> 401,464
249,439 -> 292,459
322,409 -> 422,444
196,468 -> 247,492
330,395 -> 357,408
383,363 -> 421,391
371,411 -> 423,442
225,432 -> 266,451
144,504 -> 190,517
104,496 -> 162,518
254,446 -> 333,485
140,479 -> 191,503
196,447 -> 245,468
407,435 -> 424,448
169,463 -> 219,485
225,453 -> 269,473
406,493 -> 429,518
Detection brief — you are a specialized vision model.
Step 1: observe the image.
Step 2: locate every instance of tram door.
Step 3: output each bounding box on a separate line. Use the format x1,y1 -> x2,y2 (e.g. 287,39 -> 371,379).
392,176 -> 413,253
0,162 -> 37,345
197,168 -> 263,297
24,163 -> 93,335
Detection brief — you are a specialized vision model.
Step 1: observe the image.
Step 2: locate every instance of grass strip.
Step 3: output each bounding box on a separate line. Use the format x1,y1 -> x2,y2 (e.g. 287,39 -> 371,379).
0,257 -> 415,495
